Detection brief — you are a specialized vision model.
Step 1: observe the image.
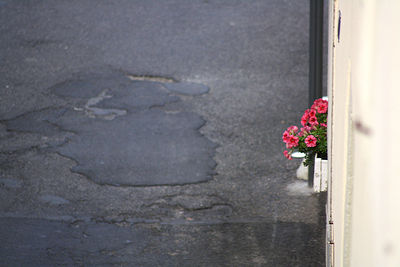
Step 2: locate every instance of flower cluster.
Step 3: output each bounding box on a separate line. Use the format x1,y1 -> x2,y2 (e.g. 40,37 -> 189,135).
282,98 -> 328,166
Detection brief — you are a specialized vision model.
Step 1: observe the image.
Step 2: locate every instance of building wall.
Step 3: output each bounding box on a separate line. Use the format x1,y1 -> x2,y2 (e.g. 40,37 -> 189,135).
328,0 -> 400,266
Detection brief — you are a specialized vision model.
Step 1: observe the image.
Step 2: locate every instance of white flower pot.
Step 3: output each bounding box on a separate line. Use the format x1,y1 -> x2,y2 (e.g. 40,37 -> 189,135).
313,154 -> 328,192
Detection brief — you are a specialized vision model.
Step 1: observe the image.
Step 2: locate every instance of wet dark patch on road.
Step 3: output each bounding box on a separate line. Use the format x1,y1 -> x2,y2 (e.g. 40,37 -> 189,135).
0,217 -> 325,266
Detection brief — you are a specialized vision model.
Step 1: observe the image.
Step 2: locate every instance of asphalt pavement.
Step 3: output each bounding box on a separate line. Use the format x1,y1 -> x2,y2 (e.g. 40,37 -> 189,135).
0,1 -> 325,266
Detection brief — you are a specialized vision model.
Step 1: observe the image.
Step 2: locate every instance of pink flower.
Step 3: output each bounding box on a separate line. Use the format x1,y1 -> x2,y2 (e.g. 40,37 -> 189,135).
308,109 -> 316,117
299,126 -> 311,136
287,126 -> 298,133
301,117 -> 308,127
317,104 -> 328,113
313,98 -> 326,106
301,111 -> 309,126
286,135 -> 299,149
282,131 -> 290,143
283,150 -> 292,160
321,123 -> 327,128
308,116 -> 319,126
305,135 -> 317,147
312,98 -> 328,114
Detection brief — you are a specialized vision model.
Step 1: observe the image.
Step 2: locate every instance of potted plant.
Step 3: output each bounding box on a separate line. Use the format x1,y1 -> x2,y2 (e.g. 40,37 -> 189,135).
282,98 -> 328,192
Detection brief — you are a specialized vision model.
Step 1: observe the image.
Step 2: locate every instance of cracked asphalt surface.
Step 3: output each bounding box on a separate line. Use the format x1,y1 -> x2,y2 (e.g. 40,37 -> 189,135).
0,0 -> 326,266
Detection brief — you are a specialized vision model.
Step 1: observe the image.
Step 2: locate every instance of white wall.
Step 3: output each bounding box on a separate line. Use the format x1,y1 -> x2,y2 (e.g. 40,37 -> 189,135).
328,1 -> 400,266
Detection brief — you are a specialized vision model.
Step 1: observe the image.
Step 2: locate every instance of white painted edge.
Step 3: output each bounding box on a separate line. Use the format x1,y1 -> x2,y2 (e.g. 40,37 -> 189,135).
313,154 -> 328,192
314,156 -> 322,192
321,159 -> 328,191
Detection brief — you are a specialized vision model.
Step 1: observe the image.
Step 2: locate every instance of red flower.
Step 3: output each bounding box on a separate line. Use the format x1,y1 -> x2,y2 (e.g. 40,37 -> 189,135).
308,116 -> 319,126
287,125 -> 298,133
286,135 -> 299,149
312,99 -> 328,114
301,117 -> 308,127
308,109 -> 316,117
282,130 -> 290,143
301,111 -> 309,126
283,150 -> 292,160
317,103 -> 328,113
305,135 -> 317,147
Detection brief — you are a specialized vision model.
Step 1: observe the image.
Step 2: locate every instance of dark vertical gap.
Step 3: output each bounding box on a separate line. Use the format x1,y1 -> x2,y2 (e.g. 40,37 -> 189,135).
308,0 -> 324,187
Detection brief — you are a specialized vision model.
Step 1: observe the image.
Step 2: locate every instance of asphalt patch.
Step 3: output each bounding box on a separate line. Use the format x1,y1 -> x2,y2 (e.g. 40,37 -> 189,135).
5,73 -> 216,186
55,108 -> 216,186
163,82 -> 210,96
